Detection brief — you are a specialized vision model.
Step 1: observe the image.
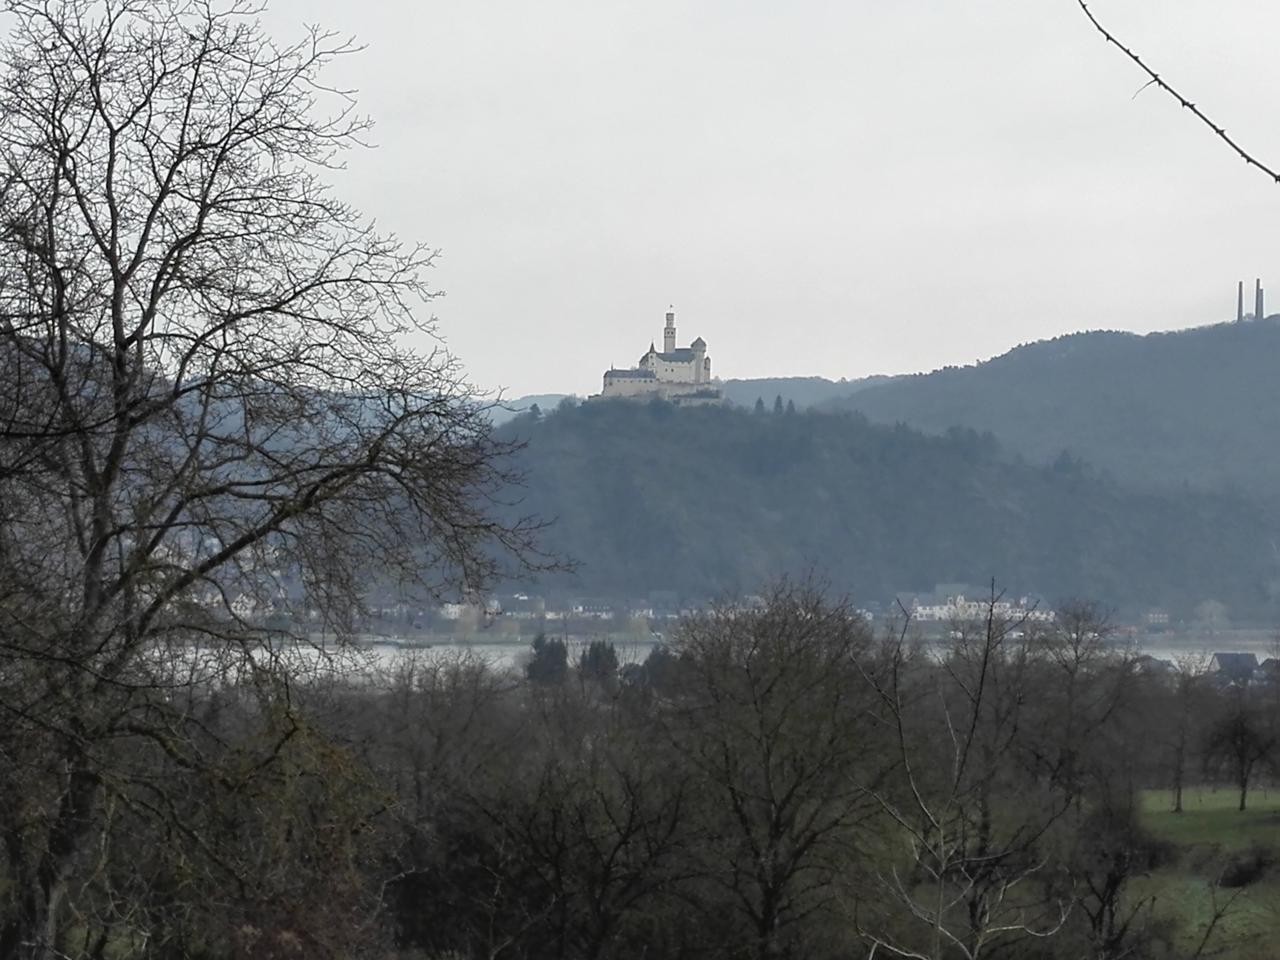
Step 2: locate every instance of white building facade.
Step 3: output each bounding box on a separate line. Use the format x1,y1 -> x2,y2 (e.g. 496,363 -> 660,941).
911,595 -> 1055,624
600,309 -> 722,403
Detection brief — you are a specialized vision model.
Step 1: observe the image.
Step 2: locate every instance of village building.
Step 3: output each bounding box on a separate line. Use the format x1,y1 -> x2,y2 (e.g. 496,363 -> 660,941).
910,594 -> 1055,624
1209,651 -> 1259,685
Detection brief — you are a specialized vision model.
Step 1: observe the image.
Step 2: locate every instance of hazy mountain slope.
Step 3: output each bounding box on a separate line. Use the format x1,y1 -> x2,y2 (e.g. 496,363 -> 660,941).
825,321 -> 1280,496
718,375 -> 892,409
489,394 -> 572,426
497,402 -> 1279,616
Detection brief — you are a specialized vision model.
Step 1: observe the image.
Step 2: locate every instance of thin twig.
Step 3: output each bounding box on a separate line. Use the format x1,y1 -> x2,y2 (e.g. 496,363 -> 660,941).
1130,78 -> 1157,101
1077,0 -> 1280,184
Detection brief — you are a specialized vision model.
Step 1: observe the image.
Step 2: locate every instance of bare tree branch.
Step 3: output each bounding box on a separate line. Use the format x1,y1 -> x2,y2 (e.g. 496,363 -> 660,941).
1076,0 -> 1280,184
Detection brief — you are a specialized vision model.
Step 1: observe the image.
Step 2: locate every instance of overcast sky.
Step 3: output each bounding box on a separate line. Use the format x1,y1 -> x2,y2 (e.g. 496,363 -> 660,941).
265,0 -> 1280,398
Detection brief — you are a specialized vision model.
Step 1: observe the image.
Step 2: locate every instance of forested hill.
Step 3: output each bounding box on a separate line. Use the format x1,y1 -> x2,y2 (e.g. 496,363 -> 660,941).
497,401 -> 1279,617
824,320 -> 1280,496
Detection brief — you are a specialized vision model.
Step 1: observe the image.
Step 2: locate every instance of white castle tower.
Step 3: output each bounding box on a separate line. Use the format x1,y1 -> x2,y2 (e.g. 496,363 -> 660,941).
599,307 -> 721,404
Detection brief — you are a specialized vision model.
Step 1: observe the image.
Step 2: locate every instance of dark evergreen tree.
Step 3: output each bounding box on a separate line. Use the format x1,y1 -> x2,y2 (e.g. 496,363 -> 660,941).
526,632 -> 568,684
578,639 -> 619,685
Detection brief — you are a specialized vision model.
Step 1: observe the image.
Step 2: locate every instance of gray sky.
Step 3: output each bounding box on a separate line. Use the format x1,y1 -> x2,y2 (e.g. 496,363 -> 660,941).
266,0 -> 1280,398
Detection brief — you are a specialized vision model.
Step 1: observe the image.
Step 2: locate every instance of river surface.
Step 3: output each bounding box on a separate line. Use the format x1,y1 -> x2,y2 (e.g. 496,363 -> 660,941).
348,637 -> 663,672
168,630 -> 1275,687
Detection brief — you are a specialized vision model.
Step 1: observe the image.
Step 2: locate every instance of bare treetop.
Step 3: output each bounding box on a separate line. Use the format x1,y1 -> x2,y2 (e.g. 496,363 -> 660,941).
0,4 -> 541,953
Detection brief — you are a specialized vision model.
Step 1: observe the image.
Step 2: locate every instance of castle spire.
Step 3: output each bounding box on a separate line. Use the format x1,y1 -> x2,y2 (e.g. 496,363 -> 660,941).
663,306 -> 676,354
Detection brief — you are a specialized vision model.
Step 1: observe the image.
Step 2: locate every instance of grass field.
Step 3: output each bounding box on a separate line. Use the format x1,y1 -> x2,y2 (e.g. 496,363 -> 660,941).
1141,786 -> 1280,850
1135,786 -> 1280,959
1135,873 -> 1280,959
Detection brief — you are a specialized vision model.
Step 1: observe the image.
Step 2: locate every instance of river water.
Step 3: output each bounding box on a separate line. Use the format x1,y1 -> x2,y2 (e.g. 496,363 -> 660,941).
158,630 -> 1274,688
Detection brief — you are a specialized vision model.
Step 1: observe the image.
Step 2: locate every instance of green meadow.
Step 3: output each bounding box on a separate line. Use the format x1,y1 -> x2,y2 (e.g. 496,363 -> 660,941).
1135,787 -> 1280,959
1142,787 -> 1280,850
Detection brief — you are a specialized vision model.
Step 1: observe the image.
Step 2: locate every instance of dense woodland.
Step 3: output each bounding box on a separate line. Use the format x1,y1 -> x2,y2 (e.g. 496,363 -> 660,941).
7,585 -> 1277,959
498,401 -> 1278,617
490,375 -> 892,425
826,321 -> 1280,500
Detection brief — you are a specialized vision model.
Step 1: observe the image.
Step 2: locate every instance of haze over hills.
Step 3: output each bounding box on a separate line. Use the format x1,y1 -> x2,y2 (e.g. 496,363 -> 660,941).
497,400 -> 1280,618
489,393 -> 573,425
489,376 -> 890,425
824,319 -> 1280,497
717,375 -> 892,409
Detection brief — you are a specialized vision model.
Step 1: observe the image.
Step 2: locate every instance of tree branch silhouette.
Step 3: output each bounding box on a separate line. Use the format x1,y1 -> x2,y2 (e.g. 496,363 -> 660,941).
1076,0 -> 1280,184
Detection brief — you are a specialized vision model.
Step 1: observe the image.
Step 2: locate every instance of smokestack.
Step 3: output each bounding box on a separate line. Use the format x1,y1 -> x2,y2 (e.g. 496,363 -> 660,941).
1238,280 -> 1245,323
1256,279 -> 1264,322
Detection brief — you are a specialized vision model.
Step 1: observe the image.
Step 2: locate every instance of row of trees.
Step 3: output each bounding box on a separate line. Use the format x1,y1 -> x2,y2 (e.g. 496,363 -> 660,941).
0,2 -> 540,956
7,582 -> 1275,958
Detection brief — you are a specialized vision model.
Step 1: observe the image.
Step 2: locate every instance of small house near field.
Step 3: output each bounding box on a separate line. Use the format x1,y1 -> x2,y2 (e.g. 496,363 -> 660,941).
1209,652 -> 1258,684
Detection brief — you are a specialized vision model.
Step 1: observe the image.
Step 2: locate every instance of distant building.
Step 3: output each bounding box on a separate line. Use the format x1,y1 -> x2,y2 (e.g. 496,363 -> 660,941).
1143,608 -> 1170,629
1209,652 -> 1258,685
499,593 -> 546,620
1234,278 -> 1268,322
911,594 -> 1055,624
571,600 -> 616,620
1133,654 -> 1175,677
599,308 -> 723,404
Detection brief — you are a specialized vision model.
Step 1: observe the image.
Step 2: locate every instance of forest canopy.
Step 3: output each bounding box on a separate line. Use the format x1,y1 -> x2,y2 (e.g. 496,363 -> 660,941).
499,399 -> 1277,617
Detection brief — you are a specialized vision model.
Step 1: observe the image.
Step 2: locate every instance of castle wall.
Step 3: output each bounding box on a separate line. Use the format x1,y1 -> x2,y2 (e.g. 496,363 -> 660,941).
642,358 -> 700,382
601,378 -> 704,399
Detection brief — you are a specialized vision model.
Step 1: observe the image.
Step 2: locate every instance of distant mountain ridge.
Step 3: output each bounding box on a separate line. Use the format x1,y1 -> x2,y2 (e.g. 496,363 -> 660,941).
825,319 -> 1280,497
717,375 -> 892,409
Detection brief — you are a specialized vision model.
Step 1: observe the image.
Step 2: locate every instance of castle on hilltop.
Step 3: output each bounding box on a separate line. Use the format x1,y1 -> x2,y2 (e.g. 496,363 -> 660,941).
600,308 -> 722,404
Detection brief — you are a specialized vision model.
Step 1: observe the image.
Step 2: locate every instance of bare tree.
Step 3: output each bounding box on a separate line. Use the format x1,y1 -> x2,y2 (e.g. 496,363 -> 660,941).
662,582 -> 880,960
1165,654 -> 1212,813
1024,601 -> 1132,809
0,2 -> 538,955
1203,688 -> 1273,812
857,591 -> 1073,960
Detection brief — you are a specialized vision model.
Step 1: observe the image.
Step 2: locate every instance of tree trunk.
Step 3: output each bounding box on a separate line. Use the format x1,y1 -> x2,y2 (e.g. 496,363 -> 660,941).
11,763 -> 100,960
1172,743 -> 1184,813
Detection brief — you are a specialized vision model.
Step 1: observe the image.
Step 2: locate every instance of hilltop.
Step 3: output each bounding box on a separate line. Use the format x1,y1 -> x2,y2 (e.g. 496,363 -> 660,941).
825,320 -> 1280,496
490,375 -> 891,425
